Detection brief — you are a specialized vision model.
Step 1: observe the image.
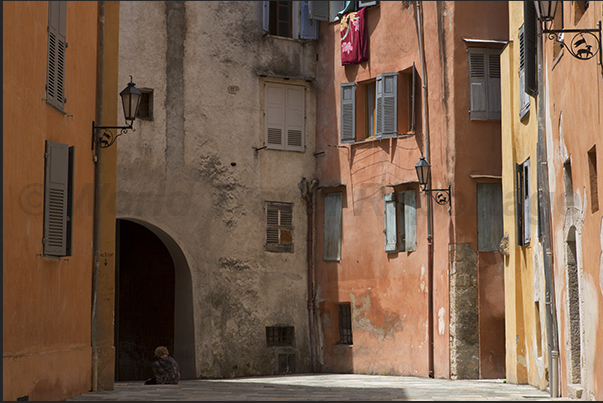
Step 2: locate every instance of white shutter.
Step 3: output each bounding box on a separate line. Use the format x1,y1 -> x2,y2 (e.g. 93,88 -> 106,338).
376,73 -> 398,138
265,83 -> 285,150
340,83 -> 356,143
285,85 -> 305,152
309,1 -> 329,21
468,48 -> 487,120
384,193 -> 397,252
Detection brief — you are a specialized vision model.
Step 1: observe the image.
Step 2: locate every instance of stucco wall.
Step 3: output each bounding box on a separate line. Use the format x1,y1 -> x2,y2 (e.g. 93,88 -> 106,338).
117,1 -> 317,378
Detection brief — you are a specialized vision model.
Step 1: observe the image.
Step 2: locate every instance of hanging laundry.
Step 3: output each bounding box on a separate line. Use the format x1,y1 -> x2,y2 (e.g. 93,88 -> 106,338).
340,7 -> 368,66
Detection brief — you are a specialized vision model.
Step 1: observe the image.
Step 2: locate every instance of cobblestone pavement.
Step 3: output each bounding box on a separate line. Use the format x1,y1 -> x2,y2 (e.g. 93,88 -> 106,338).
68,374 -> 576,401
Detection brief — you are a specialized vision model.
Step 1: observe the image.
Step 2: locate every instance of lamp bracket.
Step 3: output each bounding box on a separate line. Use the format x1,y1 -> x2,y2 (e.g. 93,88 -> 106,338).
543,21 -> 602,66
420,184 -> 451,206
92,121 -> 135,150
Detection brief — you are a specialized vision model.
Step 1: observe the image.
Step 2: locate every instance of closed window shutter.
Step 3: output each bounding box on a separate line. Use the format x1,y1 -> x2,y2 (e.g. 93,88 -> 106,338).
47,1 -> 67,111
403,190 -> 416,252
376,73 -> 398,138
519,25 -> 530,119
285,86 -> 305,151
523,159 -> 531,245
487,49 -> 502,120
477,183 -> 503,251
66,146 -> 75,256
300,1 -> 319,39
359,1 -> 378,7
262,1 -> 270,32
340,83 -> 356,143
43,141 -> 69,256
384,192 -> 397,252
266,202 -> 293,252
323,192 -> 343,261
308,1 -> 329,21
468,48 -> 488,120
265,83 -> 285,150
524,1 -> 537,97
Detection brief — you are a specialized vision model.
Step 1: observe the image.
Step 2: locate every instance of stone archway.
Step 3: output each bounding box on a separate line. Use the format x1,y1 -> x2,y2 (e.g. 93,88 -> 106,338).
115,218 -> 196,381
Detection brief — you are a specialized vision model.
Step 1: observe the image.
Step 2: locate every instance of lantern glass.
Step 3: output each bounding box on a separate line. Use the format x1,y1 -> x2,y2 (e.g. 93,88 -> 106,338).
120,79 -> 142,123
414,157 -> 431,187
534,0 -> 558,21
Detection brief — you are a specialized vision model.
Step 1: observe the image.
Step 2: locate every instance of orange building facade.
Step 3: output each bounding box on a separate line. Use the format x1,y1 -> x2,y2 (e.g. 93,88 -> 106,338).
3,1 -> 120,400
313,1 -> 508,379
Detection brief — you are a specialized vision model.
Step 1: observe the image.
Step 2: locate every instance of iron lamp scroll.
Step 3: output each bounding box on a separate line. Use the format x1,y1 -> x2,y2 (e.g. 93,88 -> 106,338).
92,76 -> 142,150
414,156 -> 452,207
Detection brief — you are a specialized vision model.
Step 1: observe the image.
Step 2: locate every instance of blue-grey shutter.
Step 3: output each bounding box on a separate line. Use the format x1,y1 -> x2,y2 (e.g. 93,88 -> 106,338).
477,183 -> 503,251
487,49 -> 502,120
341,82 -> 356,143
376,73 -> 398,138
329,1 -> 345,21
47,1 -> 67,111
384,193 -> 397,252
285,85 -> 305,151
308,1 -> 329,21
262,1 -> 270,32
468,48 -> 488,120
515,163 -> 524,245
300,1 -> 319,39
404,190 -> 416,252
524,1 -> 537,97
43,141 -> 69,256
519,25 -> 530,119
359,1 -> 378,7
324,192 -> 343,261
523,159 -> 531,245
66,146 -> 74,256
265,83 -> 285,150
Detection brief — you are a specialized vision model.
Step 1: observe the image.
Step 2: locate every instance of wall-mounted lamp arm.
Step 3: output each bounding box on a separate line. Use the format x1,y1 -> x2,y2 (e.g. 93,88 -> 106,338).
420,184 -> 451,206
542,19 -> 602,68
92,121 -> 135,150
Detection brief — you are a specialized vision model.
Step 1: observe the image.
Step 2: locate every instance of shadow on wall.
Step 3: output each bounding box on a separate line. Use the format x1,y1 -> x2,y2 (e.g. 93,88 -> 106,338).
116,218 -> 197,380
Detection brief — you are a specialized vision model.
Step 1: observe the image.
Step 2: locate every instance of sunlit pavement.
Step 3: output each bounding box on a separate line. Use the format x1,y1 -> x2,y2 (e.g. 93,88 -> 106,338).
68,373 -> 576,401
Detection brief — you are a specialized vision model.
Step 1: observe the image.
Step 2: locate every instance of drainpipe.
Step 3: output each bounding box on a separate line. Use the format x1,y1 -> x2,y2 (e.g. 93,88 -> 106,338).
416,0 -> 434,378
91,0 -> 105,392
536,20 -> 560,398
299,177 -> 319,373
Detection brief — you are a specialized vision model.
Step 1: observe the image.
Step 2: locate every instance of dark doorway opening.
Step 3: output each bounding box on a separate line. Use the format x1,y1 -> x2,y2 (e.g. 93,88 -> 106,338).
115,219 -> 175,381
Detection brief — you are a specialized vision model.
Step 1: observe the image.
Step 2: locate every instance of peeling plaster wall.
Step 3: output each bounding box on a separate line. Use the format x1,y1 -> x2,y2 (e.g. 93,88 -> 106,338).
117,1 -> 317,379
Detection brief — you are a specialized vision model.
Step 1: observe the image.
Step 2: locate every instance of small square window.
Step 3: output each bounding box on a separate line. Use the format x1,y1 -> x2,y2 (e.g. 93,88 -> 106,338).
137,89 -> 153,120
266,326 -> 294,347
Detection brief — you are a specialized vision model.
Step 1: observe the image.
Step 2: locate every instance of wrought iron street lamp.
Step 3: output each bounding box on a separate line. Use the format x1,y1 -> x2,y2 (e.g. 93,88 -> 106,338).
414,156 -> 451,207
534,1 -> 602,66
92,76 -> 142,149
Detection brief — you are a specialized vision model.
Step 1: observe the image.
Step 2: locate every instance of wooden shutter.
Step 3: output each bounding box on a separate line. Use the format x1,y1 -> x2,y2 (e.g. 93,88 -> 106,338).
43,141 -> 69,256
47,1 -> 67,111
524,1 -> 537,97
262,1 -> 270,32
329,1 -> 345,21
376,73 -> 398,138
487,49 -> 502,120
403,190 -> 417,252
523,159 -> 531,245
265,83 -> 285,150
411,62 -> 416,132
477,183 -> 503,251
308,1 -> 329,21
265,202 -> 293,252
468,48 -> 488,120
340,83 -> 356,143
66,146 -> 74,256
515,163 -> 524,245
323,192 -> 343,261
519,25 -> 530,119
384,192 -> 397,252
285,86 -> 305,151
300,1 -> 319,39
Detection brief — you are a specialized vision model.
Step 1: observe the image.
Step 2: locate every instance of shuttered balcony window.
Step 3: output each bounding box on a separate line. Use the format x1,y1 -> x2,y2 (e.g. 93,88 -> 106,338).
265,201 -> 294,252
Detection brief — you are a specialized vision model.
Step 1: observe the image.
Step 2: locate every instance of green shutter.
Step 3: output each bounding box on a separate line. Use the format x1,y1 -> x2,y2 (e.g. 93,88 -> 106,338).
340,83 -> 356,143
43,141 -> 69,256
384,192 -> 397,253
403,190 -> 416,252
324,192 -> 343,261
